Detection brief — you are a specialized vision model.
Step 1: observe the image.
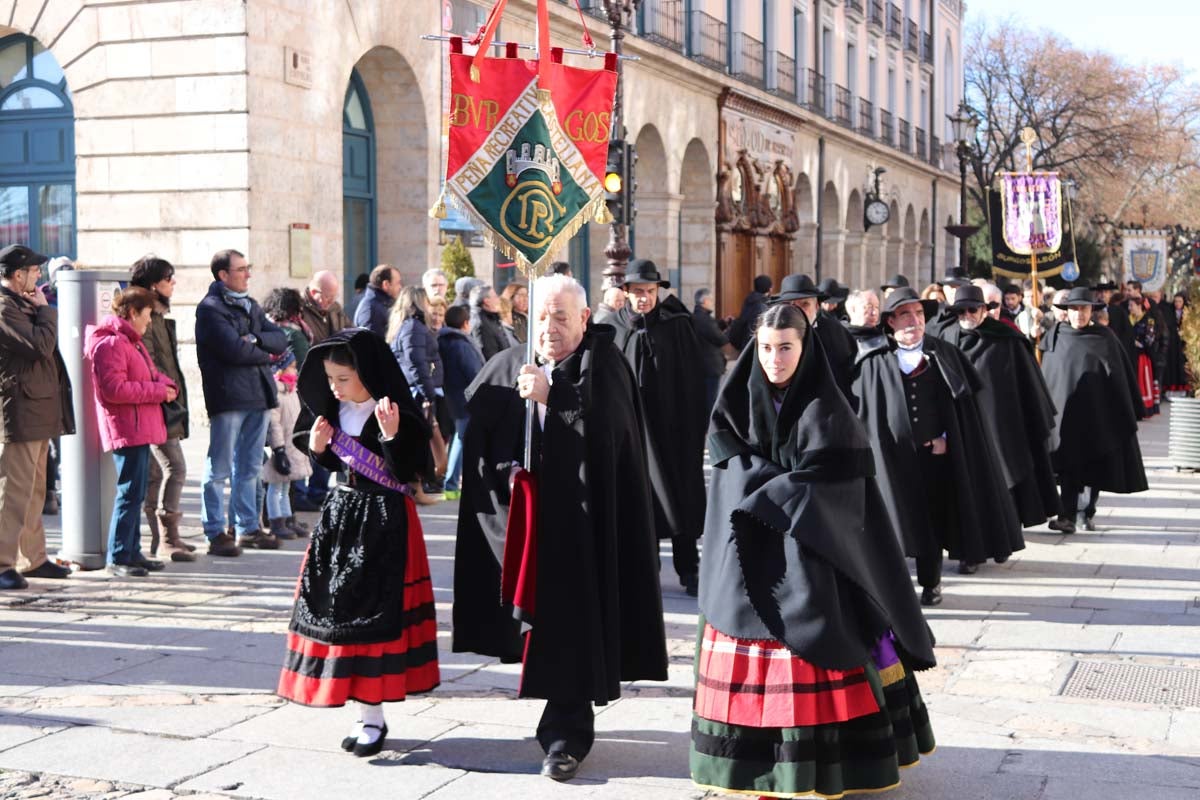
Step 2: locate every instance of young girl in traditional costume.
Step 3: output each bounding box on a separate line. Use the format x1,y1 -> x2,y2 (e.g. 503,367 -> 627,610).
277,329 -> 439,757
692,303 -> 937,798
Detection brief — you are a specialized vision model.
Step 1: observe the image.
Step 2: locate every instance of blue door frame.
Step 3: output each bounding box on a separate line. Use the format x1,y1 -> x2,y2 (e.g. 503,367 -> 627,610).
343,69 -> 377,301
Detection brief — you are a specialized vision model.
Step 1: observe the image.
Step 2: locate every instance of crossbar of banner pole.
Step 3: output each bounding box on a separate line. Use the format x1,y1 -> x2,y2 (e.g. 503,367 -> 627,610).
420,33 -> 639,60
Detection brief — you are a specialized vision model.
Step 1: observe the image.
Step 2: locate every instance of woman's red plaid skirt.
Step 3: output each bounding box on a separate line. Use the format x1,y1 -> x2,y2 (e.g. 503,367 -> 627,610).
694,624 -> 880,728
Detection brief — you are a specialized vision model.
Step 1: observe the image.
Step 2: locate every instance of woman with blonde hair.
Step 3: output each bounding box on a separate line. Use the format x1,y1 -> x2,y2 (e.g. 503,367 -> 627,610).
500,281 -> 529,343
920,283 -> 946,304
387,286 -> 445,503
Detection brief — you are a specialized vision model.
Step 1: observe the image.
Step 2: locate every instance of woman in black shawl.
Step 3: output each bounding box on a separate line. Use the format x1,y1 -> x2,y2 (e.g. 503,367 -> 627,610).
691,304 -> 937,799
277,329 -> 438,757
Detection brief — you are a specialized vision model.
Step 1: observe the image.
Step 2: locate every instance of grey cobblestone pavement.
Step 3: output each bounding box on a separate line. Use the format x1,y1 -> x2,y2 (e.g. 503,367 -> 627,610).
1,415 -> 1198,799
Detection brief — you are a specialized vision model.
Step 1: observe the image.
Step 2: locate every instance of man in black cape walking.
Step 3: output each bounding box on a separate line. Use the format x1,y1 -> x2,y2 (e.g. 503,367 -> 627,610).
609,259 -> 708,596
852,287 -> 1024,606
934,285 -> 1061,528
773,274 -> 856,400
925,268 -> 973,338
726,274 -> 772,350
451,274 -> 667,781
1040,287 -> 1148,533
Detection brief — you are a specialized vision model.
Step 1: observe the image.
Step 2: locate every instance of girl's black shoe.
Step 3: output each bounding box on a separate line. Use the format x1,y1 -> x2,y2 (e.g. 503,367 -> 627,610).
352,723 -> 388,757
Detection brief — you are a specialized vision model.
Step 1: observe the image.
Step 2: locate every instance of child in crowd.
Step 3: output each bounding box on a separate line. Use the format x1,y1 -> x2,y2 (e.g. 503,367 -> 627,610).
262,351 -> 310,539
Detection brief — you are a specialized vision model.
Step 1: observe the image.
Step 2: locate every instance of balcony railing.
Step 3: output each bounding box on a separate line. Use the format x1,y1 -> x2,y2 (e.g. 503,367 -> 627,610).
915,126 -> 927,160
575,0 -> 609,21
929,134 -> 943,168
887,4 -> 902,42
806,69 -> 829,116
904,20 -> 919,56
834,85 -> 853,128
731,31 -> 765,87
858,98 -> 875,137
898,118 -> 912,152
922,31 -> 934,65
768,51 -> 797,99
868,0 -> 885,31
879,109 -> 894,145
846,0 -> 865,16
640,0 -> 685,52
689,11 -> 726,71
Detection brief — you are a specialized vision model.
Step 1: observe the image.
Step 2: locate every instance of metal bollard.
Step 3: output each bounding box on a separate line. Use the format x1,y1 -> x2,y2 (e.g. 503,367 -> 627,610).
55,269 -> 129,569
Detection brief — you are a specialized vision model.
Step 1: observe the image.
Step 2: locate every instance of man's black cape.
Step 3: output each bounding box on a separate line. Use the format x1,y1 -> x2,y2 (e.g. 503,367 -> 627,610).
611,294 -> 708,546
727,290 -> 769,350
1107,301 -> 1136,366
1040,322 -> 1149,493
852,335 -> 1025,563
451,325 -> 668,704
937,317 -> 1061,527
701,322 -> 935,672
926,305 -> 959,339
814,309 -> 856,400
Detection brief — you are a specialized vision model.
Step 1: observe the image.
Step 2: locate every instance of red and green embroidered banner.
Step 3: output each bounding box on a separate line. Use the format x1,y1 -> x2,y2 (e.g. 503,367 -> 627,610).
434,2 -> 617,275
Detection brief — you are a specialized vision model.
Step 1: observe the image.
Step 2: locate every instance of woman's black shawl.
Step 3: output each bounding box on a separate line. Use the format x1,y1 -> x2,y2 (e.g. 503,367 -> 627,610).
700,324 -> 936,672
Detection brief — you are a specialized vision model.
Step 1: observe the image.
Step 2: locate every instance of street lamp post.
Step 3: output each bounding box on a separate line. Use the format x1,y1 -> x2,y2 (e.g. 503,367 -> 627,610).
601,0 -> 640,288
947,101 -> 981,271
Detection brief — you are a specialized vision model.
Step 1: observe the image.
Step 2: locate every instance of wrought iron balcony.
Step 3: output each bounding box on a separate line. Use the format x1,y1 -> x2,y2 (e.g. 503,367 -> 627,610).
867,0 -> 885,32
731,31 -> 765,88
887,4 -> 902,43
904,20 -> 919,57
859,98 -> 875,137
845,0 -> 865,19
640,0 -> 685,52
689,11 -> 727,71
898,118 -> 912,152
929,134 -> 943,168
922,31 -> 934,65
768,51 -> 797,99
835,85 -> 854,128
879,109 -> 895,145
806,69 -> 829,116
574,0 -> 610,21
915,126 -> 927,160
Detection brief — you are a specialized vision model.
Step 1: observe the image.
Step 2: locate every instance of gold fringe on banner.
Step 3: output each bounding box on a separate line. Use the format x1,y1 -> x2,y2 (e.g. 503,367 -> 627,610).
594,203 -> 613,225
442,189 -> 609,279
429,189 -> 448,220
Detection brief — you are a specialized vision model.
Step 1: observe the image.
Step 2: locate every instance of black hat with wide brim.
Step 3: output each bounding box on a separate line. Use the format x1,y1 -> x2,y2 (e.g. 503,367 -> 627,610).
817,278 -> 849,300
881,273 -> 910,290
771,274 -> 826,303
1053,287 -> 1105,310
880,286 -> 939,321
938,268 -> 972,288
622,258 -> 670,288
947,284 -> 998,313
1091,280 -> 1119,292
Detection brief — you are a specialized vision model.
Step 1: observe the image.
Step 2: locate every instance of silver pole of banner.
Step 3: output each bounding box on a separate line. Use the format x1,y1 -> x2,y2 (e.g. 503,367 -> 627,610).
524,277 -> 536,470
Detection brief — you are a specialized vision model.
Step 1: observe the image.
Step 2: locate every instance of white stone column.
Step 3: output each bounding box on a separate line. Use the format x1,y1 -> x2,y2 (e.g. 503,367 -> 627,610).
843,232 -> 866,290
633,191 -> 683,294
680,199 -> 716,300
793,223 -> 817,275
821,229 -> 845,284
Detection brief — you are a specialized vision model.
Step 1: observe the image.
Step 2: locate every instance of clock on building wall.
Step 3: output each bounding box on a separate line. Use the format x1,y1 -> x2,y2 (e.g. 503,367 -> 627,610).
864,198 -> 890,229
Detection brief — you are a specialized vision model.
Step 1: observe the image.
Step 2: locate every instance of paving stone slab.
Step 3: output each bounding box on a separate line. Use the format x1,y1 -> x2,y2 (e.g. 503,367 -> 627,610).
97,653 -> 282,695
1039,776 -> 1200,800
176,744 -> 464,800
999,746 -> 1200,787
0,714 -> 68,753
18,700 -> 273,738
0,638 -> 167,681
212,702 -> 458,753
0,725 -> 259,788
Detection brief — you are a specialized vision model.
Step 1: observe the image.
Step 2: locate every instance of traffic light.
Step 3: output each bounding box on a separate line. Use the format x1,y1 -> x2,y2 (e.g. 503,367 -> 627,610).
604,141 -> 625,225
623,141 -> 637,226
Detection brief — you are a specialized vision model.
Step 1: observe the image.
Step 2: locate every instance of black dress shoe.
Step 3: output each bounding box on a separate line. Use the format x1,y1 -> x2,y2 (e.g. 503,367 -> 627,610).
681,573 -> 699,597
109,563 -> 149,578
352,723 -> 388,757
1077,514 -> 1096,532
0,569 -> 29,590
541,750 -> 580,782
131,556 -> 166,572
1048,516 -> 1076,534
920,585 -> 943,607
21,561 -> 71,579
957,561 -> 978,575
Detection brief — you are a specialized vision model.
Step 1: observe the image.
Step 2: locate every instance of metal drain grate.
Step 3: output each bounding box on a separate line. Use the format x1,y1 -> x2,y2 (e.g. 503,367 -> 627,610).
1061,660 -> 1200,707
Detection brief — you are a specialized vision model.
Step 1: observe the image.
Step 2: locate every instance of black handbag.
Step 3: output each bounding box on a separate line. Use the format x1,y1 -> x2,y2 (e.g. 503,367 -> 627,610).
161,398 -> 189,438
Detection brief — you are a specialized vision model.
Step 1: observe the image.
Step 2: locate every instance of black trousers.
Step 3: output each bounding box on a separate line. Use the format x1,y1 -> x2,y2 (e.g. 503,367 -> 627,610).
537,700 -> 594,761
913,447 -> 951,588
1059,476 -> 1099,518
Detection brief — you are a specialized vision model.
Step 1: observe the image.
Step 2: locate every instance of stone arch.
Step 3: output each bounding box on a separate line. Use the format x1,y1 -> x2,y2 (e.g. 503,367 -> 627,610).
845,190 -> 866,290
794,173 -> 815,222
678,137 -> 715,301
347,47 -> 427,293
919,208 -> 931,282
631,124 -> 671,270
885,199 -> 902,283
820,181 -> 842,282
792,172 -> 816,275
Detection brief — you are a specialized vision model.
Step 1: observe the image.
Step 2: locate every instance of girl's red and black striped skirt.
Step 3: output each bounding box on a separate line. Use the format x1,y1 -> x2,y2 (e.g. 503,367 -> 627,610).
691,622 -> 934,799
278,489 -> 440,707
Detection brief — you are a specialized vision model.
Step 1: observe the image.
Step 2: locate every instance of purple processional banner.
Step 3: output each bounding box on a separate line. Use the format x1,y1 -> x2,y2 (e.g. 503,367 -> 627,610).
1000,172 -> 1064,256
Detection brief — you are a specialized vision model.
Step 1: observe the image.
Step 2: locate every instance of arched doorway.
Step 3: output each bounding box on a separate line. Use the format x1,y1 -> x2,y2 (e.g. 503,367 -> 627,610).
678,138 -> 715,302
631,124 -> 670,266
342,69 -> 375,299
0,33 -> 75,257
819,182 -> 841,282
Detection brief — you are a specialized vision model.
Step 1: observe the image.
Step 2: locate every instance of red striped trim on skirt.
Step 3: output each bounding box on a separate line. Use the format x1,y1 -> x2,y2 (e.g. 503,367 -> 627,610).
277,499 -> 440,707
1137,353 -> 1156,411
694,624 -> 880,728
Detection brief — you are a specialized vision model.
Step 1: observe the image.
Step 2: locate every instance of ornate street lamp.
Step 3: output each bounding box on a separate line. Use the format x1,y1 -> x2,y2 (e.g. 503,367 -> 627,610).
601,0 -> 641,287
946,101 -> 981,270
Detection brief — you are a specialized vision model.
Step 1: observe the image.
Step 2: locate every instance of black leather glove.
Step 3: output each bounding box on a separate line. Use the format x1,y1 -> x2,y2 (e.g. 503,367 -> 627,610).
272,446 -> 291,476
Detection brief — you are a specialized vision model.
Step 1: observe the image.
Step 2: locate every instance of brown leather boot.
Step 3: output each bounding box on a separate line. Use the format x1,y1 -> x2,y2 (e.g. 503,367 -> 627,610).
144,508 -> 161,556
157,511 -> 196,562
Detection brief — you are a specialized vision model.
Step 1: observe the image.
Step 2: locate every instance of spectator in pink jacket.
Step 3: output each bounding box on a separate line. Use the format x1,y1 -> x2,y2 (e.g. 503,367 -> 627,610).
85,287 -> 179,578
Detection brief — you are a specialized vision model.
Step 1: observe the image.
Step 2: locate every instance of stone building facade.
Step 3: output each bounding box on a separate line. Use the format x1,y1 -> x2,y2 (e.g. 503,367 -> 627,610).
0,0 -> 964,338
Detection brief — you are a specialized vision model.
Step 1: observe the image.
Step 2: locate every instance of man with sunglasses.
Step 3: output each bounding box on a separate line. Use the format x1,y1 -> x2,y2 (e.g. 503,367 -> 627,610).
0,245 -> 75,589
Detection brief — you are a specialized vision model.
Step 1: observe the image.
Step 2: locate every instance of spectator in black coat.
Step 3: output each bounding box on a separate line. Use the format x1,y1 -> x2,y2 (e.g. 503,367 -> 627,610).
469,283 -> 515,361
692,288 -> 729,413
194,249 -> 289,557
352,263 -> 401,339
437,305 -> 484,500
726,274 -> 772,350
387,286 -> 443,406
